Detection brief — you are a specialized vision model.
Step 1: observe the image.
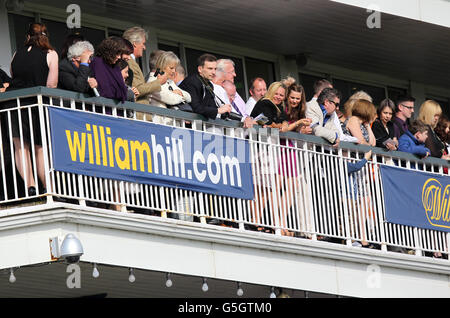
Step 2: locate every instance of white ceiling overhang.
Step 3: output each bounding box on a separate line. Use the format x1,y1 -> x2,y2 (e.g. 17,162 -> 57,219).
13,0 -> 450,92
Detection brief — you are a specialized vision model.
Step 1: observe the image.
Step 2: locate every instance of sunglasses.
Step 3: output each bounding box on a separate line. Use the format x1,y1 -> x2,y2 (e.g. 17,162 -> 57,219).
329,100 -> 340,108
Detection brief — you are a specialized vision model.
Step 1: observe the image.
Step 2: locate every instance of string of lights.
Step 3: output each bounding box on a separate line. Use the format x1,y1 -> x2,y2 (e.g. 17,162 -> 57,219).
2,261 -> 281,297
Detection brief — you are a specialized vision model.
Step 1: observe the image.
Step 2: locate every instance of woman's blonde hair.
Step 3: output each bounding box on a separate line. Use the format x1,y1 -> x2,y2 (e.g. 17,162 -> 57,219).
155,51 -> 180,72
344,90 -> 373,118
281,76 -> 296,88
263,81 -> 286,103
261,81 -> 286,115
418,100 -> 442,128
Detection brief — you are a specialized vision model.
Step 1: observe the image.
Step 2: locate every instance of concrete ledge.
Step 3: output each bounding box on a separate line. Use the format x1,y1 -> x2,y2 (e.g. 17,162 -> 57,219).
1,204 -> 450,297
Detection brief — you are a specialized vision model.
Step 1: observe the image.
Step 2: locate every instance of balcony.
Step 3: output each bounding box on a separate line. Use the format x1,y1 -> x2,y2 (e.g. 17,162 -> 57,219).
0,87 -> 449,298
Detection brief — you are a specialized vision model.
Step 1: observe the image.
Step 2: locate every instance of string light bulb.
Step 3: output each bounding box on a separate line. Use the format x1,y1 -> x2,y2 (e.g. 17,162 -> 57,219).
92,263 -> 99,278
270,287 -> 276,298
201,278 -> 209,292
236,282 -> 244,297
128,268 -> 136,283
165,273 -> 173,288
9,268 -> 16,283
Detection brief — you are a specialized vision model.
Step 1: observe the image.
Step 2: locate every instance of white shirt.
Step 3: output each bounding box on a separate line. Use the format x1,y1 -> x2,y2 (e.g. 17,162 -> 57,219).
213,84 -> 249,122
245,97 -> 257,116
147,73 -> 191,107
212,84 -> 230,119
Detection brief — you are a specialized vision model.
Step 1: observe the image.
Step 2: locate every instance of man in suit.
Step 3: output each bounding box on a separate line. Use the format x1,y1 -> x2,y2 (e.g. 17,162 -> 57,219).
307,79 -> 358,143
174,64 -> 186,86
122,27 -> 168,111
305,87 -> 342,147
178,53 -> 231,119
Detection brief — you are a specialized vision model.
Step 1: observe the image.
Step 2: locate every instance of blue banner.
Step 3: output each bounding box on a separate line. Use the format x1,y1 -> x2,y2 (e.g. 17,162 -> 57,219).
381,165 -> 450,232
48,107 -> 254,200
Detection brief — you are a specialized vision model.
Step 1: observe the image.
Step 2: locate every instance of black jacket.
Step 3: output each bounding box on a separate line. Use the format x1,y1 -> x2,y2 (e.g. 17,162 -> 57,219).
58,58 -> 92,94
178,74 -> 218,119
372,118 -> 395,148
425,125 -> 445,158
250,99 -> 287,125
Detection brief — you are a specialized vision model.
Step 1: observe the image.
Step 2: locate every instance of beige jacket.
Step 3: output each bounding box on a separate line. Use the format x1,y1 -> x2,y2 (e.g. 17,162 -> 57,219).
305,99 -> 339,144
127,58 -> 161,105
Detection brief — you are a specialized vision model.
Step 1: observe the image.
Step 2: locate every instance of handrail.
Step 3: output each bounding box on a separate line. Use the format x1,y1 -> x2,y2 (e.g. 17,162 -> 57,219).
1,86 -> 448,168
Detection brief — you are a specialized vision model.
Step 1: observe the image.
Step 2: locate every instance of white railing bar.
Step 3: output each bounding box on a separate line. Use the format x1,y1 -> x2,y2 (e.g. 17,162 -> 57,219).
27,106 -> 39,196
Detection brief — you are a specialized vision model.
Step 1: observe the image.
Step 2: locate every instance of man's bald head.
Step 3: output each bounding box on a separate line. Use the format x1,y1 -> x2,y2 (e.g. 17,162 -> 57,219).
222,80 -> 237,103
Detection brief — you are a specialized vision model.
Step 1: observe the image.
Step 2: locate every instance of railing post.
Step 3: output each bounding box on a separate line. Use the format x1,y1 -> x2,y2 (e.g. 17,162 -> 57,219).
247,127 -> 259,230
447,233 -> 450,262
37,94 -> 53,204
267,128 -> 281,236
302,142 -> 317,241
414,227 -> 422,256
119,181 -> 127,212
230,126 -> 245,231
338,151 -> 352,246
77,175 -> 86,207
257,128 -> 270,231
193,119 -> 206,224
380,154 -> 395,252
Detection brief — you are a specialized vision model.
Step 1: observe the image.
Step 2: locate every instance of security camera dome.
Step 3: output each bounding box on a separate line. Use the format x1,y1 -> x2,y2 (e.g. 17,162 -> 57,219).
60,233 -> 83,263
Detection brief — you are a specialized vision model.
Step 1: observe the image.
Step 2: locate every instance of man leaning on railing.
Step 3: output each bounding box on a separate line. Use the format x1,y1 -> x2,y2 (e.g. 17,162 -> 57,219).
305,87 -> 342,148
58,40 -> 98,94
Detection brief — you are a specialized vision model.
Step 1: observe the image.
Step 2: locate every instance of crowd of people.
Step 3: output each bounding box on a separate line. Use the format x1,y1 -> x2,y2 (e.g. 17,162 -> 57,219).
1,23 -> 449,159
1,23 -> 450,251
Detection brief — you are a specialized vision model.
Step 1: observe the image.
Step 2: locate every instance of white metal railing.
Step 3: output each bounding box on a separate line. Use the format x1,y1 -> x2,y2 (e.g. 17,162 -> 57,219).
1,88 -> 449,259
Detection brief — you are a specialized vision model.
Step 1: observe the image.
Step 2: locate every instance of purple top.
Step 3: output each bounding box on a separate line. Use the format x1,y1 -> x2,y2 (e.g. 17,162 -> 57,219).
89,56 -> 128,102
392,116 -> 409,139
